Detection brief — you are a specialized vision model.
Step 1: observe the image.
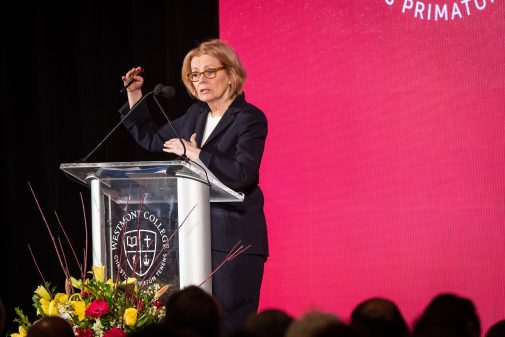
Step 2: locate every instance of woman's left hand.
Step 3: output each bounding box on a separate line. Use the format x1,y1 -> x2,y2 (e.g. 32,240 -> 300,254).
163,133 -> 201,160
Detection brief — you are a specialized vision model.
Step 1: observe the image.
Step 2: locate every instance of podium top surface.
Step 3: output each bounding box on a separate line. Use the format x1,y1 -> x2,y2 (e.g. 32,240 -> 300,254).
60,160 -> 244,202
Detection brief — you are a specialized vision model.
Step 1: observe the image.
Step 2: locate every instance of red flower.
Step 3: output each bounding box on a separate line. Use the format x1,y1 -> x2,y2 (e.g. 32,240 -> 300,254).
103,327 -> 126,337
76,328 -> 93,337
153,300 -> 163,308
85,299 -> 110,318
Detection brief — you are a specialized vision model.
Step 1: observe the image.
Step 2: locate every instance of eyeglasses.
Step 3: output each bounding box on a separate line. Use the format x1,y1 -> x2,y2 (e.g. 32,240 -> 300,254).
187,66 -> 227,82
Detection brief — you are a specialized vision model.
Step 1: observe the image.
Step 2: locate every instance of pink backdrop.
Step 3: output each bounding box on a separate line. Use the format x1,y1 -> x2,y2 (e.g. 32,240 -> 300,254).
220,0 -> 505,332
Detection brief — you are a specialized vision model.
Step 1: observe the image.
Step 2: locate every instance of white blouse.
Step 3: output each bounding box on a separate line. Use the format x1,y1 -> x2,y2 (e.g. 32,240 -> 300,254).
201,112 -> 222,145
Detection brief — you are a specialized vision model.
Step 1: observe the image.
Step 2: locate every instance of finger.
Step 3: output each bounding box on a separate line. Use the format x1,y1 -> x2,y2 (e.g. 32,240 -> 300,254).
125,67 -> 142,80
123,69 -> 137,84
190,133 -> 197,145
126,68 -> 136,77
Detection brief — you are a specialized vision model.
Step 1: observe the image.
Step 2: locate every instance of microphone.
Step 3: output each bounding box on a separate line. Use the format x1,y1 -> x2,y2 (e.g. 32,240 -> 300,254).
77,84 -> 171,162
154,84 -> 175,98
152,85 -> 187,158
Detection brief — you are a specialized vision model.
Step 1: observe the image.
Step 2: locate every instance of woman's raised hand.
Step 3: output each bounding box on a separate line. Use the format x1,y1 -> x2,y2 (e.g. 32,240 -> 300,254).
122,66 -> 144,108
121,66 -> 144,92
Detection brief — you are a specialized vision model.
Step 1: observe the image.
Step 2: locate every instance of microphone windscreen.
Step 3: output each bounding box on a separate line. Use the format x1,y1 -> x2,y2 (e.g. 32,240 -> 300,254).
153,84 -> 175,98
160,85 -> 176,98
153,83 -> 165,93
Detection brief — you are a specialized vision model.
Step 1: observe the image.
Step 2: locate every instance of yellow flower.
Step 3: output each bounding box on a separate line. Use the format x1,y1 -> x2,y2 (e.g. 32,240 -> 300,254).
54,293 -> 68,303
10,325 -> 27,337
38,298 -> 51,315
35,285 -> 51,300
120,277 -> 137,286
92,264 -> 105,283
38,297 -> 59,316
47,300 -> 59,316
123,307 -> 138,326
71,300 -> 87,321
106,279 -> 114,287
70,277 -> 82,289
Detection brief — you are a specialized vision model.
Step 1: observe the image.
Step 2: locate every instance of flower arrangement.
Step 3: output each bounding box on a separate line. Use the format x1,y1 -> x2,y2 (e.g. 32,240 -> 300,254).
10,184 -> 171,337
11,264 -> 170,337
10,183 -> 248,337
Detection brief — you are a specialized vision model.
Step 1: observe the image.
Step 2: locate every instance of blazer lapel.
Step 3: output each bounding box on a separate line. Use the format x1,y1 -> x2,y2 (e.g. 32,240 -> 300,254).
202,110 -> 238,147
197,93 -> 245,147
195,111 -> 208,147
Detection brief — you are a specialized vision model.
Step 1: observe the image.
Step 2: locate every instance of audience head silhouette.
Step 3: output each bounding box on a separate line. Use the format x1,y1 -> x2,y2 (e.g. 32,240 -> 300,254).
126,322 -> 201,337
26,317 -> 74,337
126,323 -> 170,337
245,308 -> 294,337
350,297 -> 409,337
161,285 -> 222,337
412,293 -> 481,337
313,323 -> 360,337
285,310 -> 343,337
485,320 -> 505,337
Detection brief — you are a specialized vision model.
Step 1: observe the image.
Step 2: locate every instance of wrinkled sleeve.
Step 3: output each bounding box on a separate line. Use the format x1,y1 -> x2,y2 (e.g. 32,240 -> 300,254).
118,101 -> 186,152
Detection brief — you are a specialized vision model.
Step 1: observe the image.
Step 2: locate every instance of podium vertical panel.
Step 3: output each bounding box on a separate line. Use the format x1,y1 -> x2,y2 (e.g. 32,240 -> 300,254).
90,178 -> 105,266
177,177 -> 212,293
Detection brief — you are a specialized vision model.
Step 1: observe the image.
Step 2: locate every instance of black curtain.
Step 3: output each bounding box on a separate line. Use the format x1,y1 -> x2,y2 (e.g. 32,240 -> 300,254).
0,1 -> 218,334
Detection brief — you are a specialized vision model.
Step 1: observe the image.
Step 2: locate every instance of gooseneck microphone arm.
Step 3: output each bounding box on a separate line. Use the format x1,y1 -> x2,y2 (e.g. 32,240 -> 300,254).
77,86 -> 164,163
152,87 -> 187,159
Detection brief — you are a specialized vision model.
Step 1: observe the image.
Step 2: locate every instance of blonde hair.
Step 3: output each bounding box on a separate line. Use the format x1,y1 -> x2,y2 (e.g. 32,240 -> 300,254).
181,39 -> 246,99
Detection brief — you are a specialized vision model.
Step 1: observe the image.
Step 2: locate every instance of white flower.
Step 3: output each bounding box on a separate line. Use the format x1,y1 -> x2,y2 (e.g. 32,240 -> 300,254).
92,318 -> 104,337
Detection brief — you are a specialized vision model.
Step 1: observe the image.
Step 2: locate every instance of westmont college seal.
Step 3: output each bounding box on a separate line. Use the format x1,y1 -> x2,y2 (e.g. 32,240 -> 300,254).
111,209 -> 175,284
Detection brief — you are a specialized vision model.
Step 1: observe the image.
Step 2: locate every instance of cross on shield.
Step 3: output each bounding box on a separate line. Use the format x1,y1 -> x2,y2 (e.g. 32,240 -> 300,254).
123,229 -> 157,277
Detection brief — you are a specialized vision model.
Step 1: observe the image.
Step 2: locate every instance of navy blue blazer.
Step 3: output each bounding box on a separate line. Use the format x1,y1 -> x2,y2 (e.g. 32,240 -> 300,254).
119,93 -> 269,256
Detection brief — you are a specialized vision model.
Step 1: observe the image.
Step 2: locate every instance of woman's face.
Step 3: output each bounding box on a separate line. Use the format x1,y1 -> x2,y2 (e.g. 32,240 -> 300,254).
190,54 -> 231,105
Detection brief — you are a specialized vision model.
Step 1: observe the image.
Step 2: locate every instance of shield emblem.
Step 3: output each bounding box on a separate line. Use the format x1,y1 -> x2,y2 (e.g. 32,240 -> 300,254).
123,229 -> 157,277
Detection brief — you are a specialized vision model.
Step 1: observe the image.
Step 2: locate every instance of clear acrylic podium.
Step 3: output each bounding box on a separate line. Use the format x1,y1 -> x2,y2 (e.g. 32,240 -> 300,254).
60,160 -> 244,294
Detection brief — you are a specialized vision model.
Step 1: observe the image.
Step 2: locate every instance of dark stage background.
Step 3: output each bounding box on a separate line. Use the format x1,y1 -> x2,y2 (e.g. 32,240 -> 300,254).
0,1 -> 218,334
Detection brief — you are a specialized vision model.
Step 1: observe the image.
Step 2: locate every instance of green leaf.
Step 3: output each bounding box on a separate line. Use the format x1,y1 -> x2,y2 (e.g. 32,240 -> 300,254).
13,307 -> 31,329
